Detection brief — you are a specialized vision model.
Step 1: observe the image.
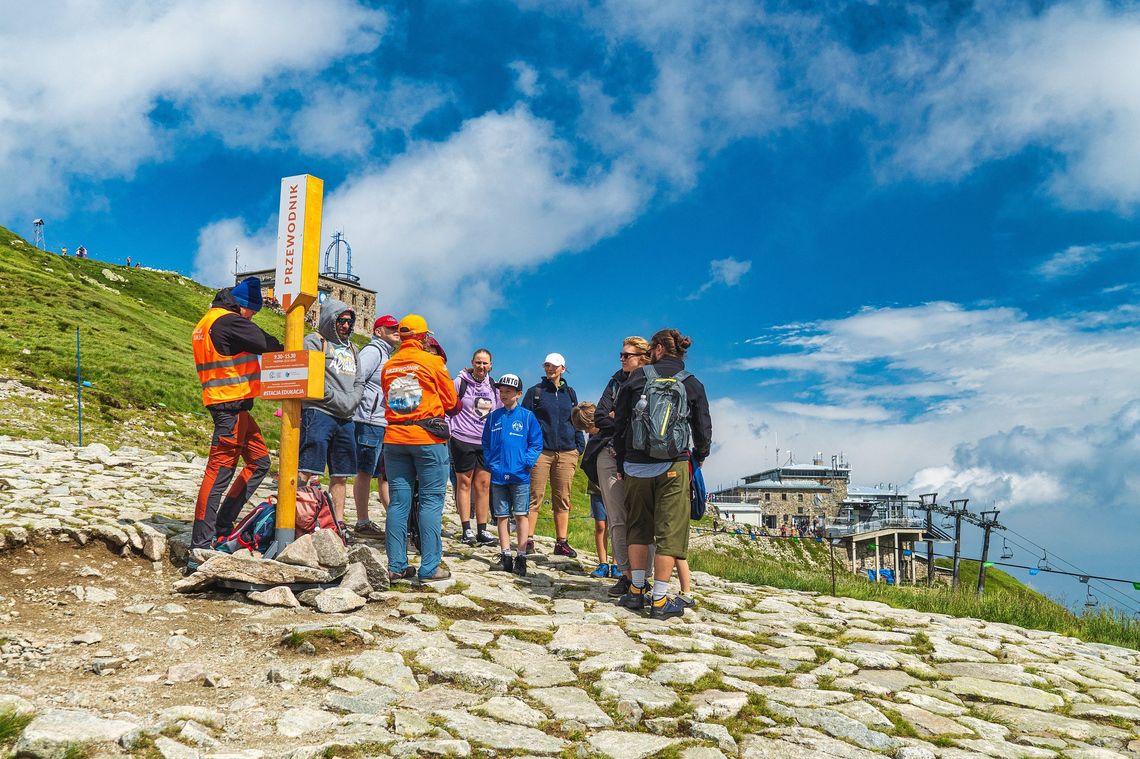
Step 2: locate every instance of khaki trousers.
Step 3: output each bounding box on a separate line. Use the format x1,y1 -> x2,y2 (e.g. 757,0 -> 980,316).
529,449 -> 578,514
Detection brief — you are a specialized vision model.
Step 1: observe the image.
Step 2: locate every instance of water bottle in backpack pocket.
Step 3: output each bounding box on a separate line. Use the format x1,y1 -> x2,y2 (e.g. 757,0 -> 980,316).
631,365 -> 692,459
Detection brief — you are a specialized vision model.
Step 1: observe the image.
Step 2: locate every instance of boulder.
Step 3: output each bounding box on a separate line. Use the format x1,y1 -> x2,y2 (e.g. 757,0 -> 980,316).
339,562 -> 373,597
277,534 -> 321,569
248,586 -> 301,608
347,544 -> 390,590
315,587 -> 367,614
172,554 -> 333,593
312,529 -> 348,569
16,709 -> 138,759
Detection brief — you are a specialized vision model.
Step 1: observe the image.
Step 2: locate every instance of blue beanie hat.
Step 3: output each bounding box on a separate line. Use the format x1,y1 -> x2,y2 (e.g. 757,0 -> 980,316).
232,277 -> 263,312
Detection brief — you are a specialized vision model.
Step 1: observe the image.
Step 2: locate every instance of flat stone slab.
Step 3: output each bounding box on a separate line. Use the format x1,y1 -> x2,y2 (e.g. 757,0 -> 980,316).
983,704 -> 1132,741
587,730 -> 679,759
349,651 -> 419,692
276,706 -> 339,737
17,709 -> 138,758
878,700 -> 973,736
415,647 -> 517,692
436,709 -> 566,754
941,676 -> 1065,710
463,582 -> 546,612
475,696 -> 547,727
549,623 -> 647,656
651,660 -> 712,685
530,686 -> 614,727
690,689 -> 749,720
758,687 -> 854,707
597,671 -> 680,710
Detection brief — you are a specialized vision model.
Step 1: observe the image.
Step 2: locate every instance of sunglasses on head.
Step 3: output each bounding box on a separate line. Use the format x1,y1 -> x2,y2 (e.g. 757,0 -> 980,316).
619,352 -> 644,359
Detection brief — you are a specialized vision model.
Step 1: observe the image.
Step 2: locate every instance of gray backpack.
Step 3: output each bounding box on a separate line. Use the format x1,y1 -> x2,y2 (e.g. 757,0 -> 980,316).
631,365 -> 692,459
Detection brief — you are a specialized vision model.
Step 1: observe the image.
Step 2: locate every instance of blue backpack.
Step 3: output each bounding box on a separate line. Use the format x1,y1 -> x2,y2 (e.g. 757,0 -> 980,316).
214,498 -> 277,554
689,462 -> 707,521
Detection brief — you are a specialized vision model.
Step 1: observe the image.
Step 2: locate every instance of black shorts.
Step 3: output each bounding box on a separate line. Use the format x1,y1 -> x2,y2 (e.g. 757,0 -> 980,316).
449,438 -> 486,473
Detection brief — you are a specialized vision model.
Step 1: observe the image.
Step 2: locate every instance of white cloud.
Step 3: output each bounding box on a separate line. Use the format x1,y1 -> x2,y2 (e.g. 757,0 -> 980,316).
688,256 -> 753,299
193,106 -> 648,341
192,217 -> 276,289
0,1 -> 387,213
509,61 -> 541,98
1037,240 -> 1140,279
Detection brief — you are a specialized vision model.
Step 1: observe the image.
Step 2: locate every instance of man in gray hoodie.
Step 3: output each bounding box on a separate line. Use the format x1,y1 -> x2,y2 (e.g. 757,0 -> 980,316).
351,314 -> 400,537
299,298 -> 366,525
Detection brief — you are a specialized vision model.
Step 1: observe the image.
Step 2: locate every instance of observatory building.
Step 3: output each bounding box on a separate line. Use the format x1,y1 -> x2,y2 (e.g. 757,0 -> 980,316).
237,231 -> 377,337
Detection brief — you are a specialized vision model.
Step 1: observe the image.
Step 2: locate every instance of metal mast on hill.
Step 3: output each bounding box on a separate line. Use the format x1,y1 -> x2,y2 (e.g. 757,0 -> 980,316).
32,219 -> 45,250
322,230 -> 358,283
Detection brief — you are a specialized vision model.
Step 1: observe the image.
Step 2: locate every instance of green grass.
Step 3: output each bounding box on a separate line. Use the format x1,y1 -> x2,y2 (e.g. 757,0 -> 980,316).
689,544 -> 1140,651
0,709 -> 33,745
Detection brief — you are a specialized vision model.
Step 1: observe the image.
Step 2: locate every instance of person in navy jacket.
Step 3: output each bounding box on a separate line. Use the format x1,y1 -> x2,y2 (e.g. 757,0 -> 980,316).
483,373 -> 544,576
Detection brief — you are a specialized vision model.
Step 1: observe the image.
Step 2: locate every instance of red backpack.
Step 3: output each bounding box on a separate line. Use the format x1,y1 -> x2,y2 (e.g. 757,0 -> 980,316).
295,484 -> 346,544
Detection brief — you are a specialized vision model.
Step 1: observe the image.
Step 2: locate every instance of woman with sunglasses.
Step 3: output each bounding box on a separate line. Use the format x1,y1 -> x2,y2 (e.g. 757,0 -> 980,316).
582,336 -> 652,597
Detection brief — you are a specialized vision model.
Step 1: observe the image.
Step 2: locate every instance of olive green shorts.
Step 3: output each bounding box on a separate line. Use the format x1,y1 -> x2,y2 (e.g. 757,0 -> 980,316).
624,461 -> 691,559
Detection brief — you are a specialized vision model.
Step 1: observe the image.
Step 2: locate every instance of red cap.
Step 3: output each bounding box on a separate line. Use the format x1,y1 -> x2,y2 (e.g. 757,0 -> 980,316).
373,315 -> 398,330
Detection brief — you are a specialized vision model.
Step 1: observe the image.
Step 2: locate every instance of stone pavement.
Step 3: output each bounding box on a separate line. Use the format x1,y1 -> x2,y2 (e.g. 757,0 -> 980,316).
1,437 -> 1139,758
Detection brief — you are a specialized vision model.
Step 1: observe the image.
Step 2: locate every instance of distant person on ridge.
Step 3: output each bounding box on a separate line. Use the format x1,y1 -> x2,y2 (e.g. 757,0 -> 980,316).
190,277 -> 282,557
523,352 -> 585,557
299,298 -> 365,529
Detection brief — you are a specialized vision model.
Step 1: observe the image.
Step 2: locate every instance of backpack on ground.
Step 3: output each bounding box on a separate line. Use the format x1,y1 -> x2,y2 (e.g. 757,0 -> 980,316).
213,499 -> 277,554
296,484 -> 347,544
631,365 -> 692,459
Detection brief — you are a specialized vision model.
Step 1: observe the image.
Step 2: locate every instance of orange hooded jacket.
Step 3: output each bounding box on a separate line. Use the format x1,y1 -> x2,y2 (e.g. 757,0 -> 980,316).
381,338 -> 458,445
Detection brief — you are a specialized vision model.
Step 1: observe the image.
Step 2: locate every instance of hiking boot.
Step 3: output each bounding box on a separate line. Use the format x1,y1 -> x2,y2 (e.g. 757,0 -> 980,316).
388,567 -> 417,583
476,530 -> 498,547
492,552 -> 514,572
590,563 -> 609,578
608,563 -> 620,578
353,519 -> 384,538
617,583 -> 647,610
418,564 -> 452,583
649,595 -> 686,619
607,576 -> 631,597
677,594 -> 697,609
553,540 -> 577,558
525,538 -> 535,554
514,554 -> 527,577
460,529 -> 476,547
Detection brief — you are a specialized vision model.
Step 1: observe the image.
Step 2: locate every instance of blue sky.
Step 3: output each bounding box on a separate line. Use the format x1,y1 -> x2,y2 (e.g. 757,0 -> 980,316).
5,1 -> 1139,610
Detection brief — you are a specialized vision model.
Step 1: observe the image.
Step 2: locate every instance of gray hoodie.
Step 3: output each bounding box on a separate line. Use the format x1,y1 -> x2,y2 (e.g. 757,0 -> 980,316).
302,298 -> 365,419
352,336 -> 393,426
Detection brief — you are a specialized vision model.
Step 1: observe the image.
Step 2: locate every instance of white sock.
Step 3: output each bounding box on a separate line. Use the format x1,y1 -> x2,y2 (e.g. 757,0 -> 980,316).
652,579 -> 669,601
631,569 -> 647,587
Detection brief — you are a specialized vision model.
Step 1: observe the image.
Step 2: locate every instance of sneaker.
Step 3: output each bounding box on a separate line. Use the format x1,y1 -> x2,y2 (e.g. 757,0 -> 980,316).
475,530 -> 498,547
677,594 -> 697,609
388,567 -> 417,583
418,564 -> 452,583
617,583 -> 647,610
514,554 -> 527,577
649,595 -> 686,619
525,538 -> 535,554
607,576 -> 631,598
608,564 -> 620,578
353,519 -> 384,538
460,530 -> 476,547
591,563 -> 609,578
492,553 -> 514,572
553,540 -> 578,558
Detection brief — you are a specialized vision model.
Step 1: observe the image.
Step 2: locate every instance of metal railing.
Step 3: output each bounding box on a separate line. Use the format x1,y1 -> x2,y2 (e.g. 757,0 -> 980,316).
824,516 -> 927,537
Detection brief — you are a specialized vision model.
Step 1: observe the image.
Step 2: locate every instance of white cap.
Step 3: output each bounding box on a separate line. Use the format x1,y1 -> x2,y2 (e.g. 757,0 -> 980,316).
544,352 -> 566,369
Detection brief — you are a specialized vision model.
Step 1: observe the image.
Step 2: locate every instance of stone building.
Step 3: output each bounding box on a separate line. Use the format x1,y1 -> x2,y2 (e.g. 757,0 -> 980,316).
236,269 -> 377,338
711,455 -> 851,529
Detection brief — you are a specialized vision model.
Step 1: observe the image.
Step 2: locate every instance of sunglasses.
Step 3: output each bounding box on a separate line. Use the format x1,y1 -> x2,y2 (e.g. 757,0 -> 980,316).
619,352 -> 644,359
336,316 -> 355,325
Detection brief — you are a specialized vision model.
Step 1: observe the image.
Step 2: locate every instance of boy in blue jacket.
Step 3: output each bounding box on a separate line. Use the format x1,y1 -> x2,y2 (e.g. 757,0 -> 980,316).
482,373 -> 544,576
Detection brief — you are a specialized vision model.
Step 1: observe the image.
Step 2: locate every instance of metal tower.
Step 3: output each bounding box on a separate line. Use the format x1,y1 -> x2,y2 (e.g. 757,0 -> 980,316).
32,219 -> 45,250
322,230 -> 359,282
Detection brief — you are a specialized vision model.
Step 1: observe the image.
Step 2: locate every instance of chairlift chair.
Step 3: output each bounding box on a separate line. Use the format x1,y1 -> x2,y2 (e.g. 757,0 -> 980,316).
1037,551 -> 1052,571
1000,538 -> 1013,560
1083,586 -> 1099,609
940,514 -> 954,529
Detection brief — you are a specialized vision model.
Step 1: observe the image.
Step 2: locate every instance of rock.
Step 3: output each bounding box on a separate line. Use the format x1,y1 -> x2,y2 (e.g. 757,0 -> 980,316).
597,672 -> 679,710
436,594 -> 480,611
390,738 -> 471,757
759,687 -> 854,707
277,534 -> 321,569
475,696 -> 547,727
587,730 -> 679,759
690,722 -> 738,754
579,649 -> 645,673
314,587 -> 367,614
276,706 -> 338,738
123,603 -> 155,615
166,662 -> 207,684
941,676 -> 1065,710
894,748 -> 936,759
549,623 -> 646,656
435,710 -> 566,754
348,651 -> 418,692
160,603 -> 188,615
247,586 -> 300,608
530,687 -> 614,727
339,562 -> 373,596
70,586 -> 117,603
173,553 -> 333,592
769,705 -> 900,751
142,532 -> 168,562
312,529 -> 348,569
71,631 -> 102,645
463,582 -> 546,612
297,589 -> 322,607
682,749 -> 730,759
877,701 -> 970,737
17,708 -> 138,759
689,689 -> 749,720
154,736 -> 199,759
651,660 -> 712,685
346,544 -> 390,590
415,647 -> 516,692
0,694 -> 35,716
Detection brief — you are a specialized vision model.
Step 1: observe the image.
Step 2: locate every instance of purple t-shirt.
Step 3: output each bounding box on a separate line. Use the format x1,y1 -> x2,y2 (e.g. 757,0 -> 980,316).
448,369 -> 502,445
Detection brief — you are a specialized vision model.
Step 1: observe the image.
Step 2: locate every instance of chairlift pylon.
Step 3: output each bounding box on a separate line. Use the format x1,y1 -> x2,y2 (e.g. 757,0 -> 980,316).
1000,538 -> 1013,560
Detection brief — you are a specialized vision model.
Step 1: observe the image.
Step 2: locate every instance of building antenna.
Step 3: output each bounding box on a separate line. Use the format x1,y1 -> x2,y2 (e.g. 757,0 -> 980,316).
233,247 -> 240,277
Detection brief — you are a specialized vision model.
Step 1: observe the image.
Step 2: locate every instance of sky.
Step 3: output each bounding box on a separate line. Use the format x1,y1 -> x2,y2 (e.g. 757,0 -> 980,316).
4,0 -> 1139,611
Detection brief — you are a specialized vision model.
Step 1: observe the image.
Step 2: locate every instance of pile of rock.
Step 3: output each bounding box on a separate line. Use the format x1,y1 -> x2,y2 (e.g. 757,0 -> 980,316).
172,530 -> 390,615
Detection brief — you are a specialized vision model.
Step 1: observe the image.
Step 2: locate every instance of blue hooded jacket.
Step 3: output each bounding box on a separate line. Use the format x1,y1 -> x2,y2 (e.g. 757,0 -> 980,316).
482,404 -> 544,485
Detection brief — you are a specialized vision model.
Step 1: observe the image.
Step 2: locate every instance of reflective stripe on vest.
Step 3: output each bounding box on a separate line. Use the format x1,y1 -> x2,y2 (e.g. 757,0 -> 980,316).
192,308 -> 261,405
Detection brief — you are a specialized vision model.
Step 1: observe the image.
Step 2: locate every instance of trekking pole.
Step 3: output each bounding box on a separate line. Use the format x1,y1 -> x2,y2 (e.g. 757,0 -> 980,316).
76,327 -> 83,447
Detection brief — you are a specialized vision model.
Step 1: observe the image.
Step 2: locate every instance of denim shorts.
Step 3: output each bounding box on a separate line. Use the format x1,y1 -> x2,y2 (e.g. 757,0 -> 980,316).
299,408 -> 357,478
355,422 -> 386,476
590,492 -> 607,521
491,483 -> 530,519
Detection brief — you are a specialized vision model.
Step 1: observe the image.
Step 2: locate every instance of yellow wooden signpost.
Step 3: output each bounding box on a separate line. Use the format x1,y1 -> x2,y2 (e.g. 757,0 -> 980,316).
263,174 -> 325,555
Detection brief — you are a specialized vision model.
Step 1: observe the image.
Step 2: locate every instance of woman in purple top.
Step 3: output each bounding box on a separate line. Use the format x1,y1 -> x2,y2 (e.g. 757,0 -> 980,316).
447,348 -> 502,545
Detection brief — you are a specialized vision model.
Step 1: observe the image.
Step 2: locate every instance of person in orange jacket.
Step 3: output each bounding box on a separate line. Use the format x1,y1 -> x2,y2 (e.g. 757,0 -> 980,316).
380,314 -> 458,583
190,277 -> 282,555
